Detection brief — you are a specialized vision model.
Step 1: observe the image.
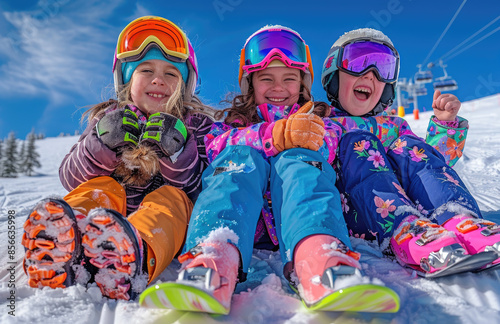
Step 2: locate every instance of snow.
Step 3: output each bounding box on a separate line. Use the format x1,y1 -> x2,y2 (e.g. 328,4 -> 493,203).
1,94 -> 500,323
200,226 -> 240,246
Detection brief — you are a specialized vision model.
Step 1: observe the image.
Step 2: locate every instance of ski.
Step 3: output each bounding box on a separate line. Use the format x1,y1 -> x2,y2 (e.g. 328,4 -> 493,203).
302,283 -> 400,312
139,282 -> 229,314
291,265 -> 400,313
400,249 -> 498,279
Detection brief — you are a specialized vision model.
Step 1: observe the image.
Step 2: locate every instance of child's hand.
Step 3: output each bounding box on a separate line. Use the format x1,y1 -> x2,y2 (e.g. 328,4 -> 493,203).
272,102 -> 325,152
140,113 -> 187,157
432,89 -> 461,121
96,108 -> 140,151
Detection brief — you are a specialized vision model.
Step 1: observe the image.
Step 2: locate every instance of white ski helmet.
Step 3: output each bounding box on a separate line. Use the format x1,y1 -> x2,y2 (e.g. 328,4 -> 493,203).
321,28 -> 400,116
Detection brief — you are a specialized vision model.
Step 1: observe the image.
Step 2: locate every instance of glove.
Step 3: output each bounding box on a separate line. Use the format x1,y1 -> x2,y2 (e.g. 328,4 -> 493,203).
139,112 -> 187,157
272,101 -> 325,152
95,108 -> 140,151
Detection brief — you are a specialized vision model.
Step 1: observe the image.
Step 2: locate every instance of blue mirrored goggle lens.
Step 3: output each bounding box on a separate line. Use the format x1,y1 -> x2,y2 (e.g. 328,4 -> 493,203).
244,30 -> 307,66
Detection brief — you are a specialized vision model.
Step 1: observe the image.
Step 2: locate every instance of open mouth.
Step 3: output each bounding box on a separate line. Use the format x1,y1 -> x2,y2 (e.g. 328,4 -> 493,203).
354,87 -> 372,100
147,92 -> 167,99
267,97 -> 286,103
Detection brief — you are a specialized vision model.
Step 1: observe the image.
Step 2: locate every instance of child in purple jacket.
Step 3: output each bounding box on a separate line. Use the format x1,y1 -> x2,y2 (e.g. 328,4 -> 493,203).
22,16 -> 215,300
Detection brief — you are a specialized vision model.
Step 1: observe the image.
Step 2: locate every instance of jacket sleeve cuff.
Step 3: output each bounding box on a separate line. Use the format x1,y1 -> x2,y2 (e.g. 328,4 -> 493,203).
432,116 -> 459,128
262,122 -> 280,157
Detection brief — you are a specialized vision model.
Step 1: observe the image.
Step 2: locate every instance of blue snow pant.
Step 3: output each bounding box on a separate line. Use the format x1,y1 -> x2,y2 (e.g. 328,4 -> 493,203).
336,130 -> 481,244
184,145 -> 350,274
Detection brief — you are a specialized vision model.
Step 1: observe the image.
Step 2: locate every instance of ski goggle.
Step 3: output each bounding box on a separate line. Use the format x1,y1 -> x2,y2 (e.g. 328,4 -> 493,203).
239,29 -> 313,82
116,16 -> 190,63
337,40 -> 399,83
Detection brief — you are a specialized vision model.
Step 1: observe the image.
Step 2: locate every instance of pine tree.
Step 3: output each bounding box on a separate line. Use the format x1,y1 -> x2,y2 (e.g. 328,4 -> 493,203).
1,132 -> 18,178
22,132 -> 41,176
18,141 -> 26,174
0,139 -> 3,175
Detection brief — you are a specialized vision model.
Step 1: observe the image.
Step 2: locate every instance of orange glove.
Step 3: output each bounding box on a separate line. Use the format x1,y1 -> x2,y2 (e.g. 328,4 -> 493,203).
272,101 -> 325,152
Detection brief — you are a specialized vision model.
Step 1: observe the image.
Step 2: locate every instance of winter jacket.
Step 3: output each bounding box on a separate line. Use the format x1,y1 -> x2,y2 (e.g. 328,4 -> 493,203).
327,108 -> 469,167
59,102 -> 213,214
205,103 -> 341,164
204,103 -> 341,248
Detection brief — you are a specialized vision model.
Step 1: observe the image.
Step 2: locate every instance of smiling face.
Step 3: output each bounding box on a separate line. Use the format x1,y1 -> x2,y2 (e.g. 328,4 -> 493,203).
252,66 -> 302,107
130,59 -> 181,116
337,70 -> 386,116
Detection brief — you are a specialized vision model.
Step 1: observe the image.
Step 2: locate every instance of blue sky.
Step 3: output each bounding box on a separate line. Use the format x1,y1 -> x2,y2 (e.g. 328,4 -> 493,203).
0,0 -> 499,139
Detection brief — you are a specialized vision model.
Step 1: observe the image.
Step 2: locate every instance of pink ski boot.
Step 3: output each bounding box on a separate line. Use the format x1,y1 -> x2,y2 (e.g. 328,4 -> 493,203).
391,215 -> 496,277
177,242 -> 240,312
443,215 -> 500,269
293,234 -> 361,306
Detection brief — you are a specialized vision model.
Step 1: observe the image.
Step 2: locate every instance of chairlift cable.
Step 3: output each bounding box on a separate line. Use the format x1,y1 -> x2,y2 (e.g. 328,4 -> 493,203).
443,25 -> 500,62
421,0 -> 468,66
438,14 -> 500,63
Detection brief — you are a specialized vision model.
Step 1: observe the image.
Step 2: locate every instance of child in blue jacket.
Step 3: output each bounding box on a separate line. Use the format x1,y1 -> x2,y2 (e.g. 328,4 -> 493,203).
150,25 -> 395,314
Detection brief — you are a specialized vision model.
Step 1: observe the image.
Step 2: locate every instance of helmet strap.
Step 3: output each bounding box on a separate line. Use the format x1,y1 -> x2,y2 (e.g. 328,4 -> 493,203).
375,83 -> 395,114
327,73 -> 344,112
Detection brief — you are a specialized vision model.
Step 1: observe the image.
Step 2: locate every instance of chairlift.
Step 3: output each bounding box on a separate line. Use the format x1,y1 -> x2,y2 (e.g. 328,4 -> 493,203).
433,79 -> 458,91
415,86 -> 428,96
433,61 -> 458,91
398,83 -> 409,92
414,64 -> 433,83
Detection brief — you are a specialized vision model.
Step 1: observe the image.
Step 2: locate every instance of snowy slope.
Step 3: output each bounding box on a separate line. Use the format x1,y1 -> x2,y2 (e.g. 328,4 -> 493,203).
1,94 -> 500,324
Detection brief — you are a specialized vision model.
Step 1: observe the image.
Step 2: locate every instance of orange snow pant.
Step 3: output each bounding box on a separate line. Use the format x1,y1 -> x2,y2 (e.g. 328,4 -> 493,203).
63,176 -> 193,283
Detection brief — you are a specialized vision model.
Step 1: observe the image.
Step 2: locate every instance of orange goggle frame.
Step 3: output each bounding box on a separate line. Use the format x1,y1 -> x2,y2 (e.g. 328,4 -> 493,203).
116,16 -> 189,62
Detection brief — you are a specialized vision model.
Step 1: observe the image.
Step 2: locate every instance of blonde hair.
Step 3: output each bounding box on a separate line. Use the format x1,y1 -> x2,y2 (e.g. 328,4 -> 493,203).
83,67 -> 215,123
217,71 -> 312,127
81,64 -> 216,187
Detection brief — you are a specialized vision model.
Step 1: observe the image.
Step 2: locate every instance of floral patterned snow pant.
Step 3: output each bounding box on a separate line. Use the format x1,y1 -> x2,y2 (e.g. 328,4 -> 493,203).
335,129 -> 482,244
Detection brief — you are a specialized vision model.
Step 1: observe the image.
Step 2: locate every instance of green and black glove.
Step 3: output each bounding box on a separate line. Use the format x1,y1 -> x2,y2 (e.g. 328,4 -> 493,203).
95,108 -> 140,151
139,112 -> 187,157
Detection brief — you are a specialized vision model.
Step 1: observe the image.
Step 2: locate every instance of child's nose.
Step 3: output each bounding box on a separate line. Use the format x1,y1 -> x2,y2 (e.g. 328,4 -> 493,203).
152,76 -> 165,86
362,71 -> 376,80
271,81 -> 285,90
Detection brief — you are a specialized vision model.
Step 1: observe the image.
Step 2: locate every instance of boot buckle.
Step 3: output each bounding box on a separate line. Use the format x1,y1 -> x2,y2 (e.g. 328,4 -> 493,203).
481,224 -> 500,237
178,245 -> 203,264
321,265 -> 362,289
179,266 -> 221,290
420,243 -> 467,272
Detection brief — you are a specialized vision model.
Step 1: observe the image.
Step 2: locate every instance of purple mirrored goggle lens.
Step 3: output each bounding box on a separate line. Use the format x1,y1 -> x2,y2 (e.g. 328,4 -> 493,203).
339,41 -> 399,83
244,29 -> 308,66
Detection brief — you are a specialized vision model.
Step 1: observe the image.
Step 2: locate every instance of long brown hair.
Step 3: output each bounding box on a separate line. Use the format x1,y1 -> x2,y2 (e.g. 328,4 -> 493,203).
217,71 -> 314,127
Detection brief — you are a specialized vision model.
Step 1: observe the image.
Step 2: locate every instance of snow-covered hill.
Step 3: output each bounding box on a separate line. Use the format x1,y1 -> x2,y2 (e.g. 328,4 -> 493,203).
1,94 -> 500,324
